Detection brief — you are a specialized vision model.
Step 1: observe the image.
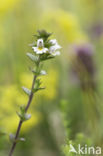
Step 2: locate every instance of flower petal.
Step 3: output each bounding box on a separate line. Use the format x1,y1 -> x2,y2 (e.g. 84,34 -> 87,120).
49,45 -> 61,52
42,48 -> 48,53
37,39 -> 44,48
32,47 -> 38,52
49,39 -> 57,45
36,49 -> 44,54
51,51 -> 60,56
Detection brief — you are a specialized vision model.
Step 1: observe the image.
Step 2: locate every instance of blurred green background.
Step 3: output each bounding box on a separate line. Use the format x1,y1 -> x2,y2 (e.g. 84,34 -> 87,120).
1,0 -> 103,155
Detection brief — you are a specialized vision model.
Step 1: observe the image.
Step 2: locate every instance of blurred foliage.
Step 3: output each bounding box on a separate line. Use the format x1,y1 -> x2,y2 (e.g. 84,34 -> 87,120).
42,10 -> 87,44
62,133 -> 92,156
0,0 -> 20,16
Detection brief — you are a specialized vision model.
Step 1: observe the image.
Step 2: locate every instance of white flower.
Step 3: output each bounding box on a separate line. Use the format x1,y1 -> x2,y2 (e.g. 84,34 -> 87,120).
51,51 -> 60,56
49,39 -> 57,45
49,39 -> 61,56
32,39 -> 48,54
40,70 -> 47,75
32,47 -> 48,54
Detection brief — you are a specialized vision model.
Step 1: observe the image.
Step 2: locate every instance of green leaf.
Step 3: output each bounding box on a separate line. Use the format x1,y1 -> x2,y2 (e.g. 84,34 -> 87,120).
17,106 -> 31,121
17,111 -> 23,119
20,105 -> 25,113
32,79 -> 41,93
26,53 -> 39,63
32,69 -> 41,76
44,41 -> 53,48
32,70 -> 38,75
46,56 -> 55,60
32,87 -> 45,93
28,67 -> 39,76
36,79 -> 41,86
40,54 -> 54,61
38,87 -> 45,90
22,87 -> 31,96
34,30 -> 52,41
21,113 -> 31,121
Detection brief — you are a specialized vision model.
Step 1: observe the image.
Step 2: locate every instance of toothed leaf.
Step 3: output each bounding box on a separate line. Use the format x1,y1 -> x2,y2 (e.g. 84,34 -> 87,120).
26,53 -> 39,62
32,87 -> 45,93
22,87 -> 31,96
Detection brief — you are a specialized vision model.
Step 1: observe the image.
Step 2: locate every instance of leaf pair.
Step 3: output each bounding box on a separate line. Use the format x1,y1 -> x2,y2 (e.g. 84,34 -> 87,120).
32,79 -> 45,93
9,133 -> 25,143
26,53 -> 39,64
17,106 -> 31,121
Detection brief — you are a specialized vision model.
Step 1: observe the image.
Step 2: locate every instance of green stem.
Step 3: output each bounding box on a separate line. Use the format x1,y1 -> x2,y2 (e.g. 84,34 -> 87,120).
9,62 -> 40,156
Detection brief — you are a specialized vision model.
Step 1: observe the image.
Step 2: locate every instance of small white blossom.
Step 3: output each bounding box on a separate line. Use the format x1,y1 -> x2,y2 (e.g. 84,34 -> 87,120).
40,70 -> 47,75
49,39 -> 61,56
32,39 -> 48,54
51,51 -> 60,56
32,47 -> 48,54
49,39 -> 57,45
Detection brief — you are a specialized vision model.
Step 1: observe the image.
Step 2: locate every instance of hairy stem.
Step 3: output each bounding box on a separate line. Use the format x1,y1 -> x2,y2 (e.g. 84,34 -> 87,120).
9,72 -> 38,156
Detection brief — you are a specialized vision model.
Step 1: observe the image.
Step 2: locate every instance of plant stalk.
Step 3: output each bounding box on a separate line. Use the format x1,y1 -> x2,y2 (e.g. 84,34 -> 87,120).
9,74 -> 37,156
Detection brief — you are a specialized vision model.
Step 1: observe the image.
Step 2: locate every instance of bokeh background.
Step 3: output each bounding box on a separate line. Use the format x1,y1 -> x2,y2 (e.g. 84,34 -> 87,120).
0,0 -> 103,155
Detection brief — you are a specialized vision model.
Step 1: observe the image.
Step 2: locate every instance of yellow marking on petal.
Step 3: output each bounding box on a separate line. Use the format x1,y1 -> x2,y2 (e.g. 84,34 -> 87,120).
38,47 -> 43,50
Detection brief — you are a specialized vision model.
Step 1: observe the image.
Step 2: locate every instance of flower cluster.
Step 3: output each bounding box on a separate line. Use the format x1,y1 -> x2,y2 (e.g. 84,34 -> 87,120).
31,30 -> 61,57
25,30 -> 61,96
21,31 -> 61,123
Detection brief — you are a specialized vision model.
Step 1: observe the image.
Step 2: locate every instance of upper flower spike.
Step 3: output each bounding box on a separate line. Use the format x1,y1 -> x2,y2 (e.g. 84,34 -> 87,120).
32,30 -> 61,56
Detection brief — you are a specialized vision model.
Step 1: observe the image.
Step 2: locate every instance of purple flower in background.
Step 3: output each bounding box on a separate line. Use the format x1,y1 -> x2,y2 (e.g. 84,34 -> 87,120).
70,43 -> 96,90
73,43 -> 95,75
